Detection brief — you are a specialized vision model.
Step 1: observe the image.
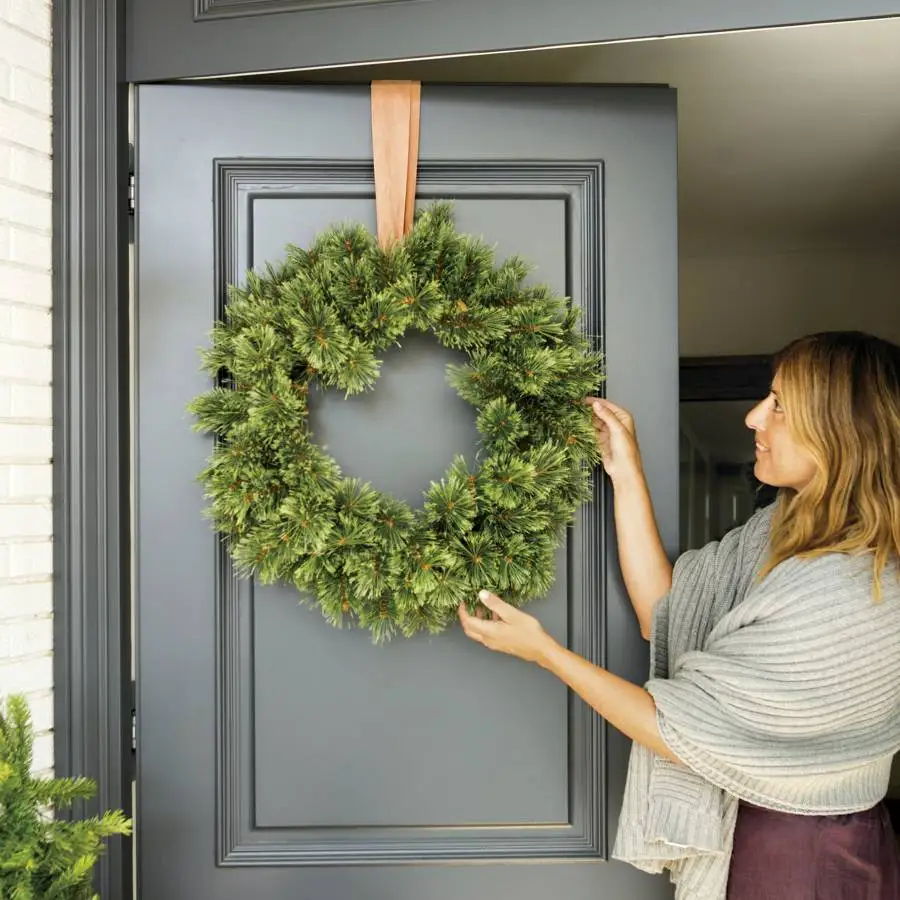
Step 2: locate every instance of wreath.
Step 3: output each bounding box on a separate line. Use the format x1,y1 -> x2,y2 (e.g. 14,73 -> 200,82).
189,203 -> 603,641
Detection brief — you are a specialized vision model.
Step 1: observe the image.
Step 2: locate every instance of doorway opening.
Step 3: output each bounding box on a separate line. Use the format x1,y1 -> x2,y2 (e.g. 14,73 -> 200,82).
255,15 -> 900,836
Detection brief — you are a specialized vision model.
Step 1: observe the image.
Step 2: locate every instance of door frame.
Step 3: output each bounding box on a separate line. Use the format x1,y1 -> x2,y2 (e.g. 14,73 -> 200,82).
52,3 -> 131,899
51,4 -> 900,898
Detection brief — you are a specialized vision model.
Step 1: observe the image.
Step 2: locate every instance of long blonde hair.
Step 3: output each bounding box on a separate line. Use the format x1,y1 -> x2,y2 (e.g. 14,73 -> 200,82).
761,331 -> 900,597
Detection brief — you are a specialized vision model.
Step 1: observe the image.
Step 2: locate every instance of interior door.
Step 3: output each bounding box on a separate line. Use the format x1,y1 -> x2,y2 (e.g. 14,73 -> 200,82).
127,0 -> 900,80
135,83 -> 678,900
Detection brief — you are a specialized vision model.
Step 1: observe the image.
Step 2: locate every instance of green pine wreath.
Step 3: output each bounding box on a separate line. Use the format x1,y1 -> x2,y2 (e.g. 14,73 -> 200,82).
189,203 -> 603,641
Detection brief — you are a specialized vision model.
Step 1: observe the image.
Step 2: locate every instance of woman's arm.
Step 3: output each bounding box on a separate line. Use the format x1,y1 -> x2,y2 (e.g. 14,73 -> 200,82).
540,639 -> 679,762
458,591 -> 680,763
588,399 -> 672,638
611,467 -> 673,639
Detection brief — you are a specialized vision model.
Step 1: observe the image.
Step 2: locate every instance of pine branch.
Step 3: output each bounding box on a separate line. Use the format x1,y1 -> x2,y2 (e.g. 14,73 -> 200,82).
0,696 -> 131,900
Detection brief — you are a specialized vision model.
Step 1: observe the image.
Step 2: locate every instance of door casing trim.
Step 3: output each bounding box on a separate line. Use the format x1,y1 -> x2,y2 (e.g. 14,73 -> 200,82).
52,2 -> 131,898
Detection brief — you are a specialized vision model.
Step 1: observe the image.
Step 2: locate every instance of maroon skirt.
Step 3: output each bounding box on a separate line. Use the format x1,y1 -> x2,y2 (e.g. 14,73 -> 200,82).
727,801 -> 900,899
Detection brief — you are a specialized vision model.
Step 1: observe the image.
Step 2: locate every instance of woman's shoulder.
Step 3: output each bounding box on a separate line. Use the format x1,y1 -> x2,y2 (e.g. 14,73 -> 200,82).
758,550 -> 900,615
718,501 -> 777,546
709,551 -> 900,660
770,546 -> 896,578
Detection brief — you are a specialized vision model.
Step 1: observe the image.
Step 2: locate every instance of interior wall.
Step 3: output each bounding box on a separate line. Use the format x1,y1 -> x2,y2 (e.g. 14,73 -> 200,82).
680,242 -> 900,356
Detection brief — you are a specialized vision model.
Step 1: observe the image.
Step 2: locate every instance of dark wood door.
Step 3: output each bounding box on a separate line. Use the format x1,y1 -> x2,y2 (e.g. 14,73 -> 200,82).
126,0 -> 900,81
135,83 -> 678,899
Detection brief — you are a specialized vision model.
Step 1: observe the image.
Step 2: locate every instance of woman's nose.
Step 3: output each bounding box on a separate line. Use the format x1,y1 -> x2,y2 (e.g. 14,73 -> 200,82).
745,400 -> 766,432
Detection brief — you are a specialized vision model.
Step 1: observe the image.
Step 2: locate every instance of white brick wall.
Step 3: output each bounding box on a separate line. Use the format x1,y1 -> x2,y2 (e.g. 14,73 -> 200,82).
0,0 -> 54,775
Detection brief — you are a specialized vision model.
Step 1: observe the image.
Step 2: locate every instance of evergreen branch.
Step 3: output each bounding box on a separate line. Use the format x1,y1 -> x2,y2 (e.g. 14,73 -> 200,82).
0,697 -> 131,900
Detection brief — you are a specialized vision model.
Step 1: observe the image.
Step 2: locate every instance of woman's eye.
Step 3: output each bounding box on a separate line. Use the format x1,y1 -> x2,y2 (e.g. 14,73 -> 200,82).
772,396 -> 783,413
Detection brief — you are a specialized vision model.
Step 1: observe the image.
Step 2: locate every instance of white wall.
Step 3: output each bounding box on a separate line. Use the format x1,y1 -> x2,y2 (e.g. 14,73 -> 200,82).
680,243 -> 900,357
0,0 -> 54,774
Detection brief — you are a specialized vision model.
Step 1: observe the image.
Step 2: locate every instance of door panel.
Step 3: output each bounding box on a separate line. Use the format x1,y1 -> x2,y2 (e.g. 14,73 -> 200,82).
251,197 -> 568,830
126,0 -> 900,81
136,84 -> 677,899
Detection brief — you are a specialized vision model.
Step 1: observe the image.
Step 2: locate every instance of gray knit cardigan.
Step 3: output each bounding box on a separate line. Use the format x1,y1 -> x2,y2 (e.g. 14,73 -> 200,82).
612,503 -> 900,900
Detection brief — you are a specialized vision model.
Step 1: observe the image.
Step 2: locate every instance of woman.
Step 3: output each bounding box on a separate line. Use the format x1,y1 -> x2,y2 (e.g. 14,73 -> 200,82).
458,331 -> 900,899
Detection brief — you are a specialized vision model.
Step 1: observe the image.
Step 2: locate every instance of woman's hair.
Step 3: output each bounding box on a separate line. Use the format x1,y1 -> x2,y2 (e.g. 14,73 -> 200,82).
762,331 -> 900,598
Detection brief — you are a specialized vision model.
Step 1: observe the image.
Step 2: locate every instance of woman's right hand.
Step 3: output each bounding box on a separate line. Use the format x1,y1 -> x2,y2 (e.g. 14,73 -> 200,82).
584,398 -> 643,482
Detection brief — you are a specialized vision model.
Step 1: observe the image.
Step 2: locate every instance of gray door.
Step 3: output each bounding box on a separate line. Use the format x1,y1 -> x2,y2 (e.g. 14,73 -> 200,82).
136,83 -> 678,900
127,0 -> 900,80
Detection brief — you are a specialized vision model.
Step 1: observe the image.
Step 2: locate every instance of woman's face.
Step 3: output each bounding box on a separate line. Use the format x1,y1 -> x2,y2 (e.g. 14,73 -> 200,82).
745,374 -> 818,491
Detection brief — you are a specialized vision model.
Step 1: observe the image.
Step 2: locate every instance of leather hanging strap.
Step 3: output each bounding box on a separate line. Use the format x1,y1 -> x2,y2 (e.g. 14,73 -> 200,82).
371,80 -> 421,248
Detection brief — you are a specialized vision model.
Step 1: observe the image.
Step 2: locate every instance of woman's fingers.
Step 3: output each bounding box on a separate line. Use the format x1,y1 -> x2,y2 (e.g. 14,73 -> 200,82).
477,589 -> 520,621
593,403 -> 628,436
458,603 -> 485,639
584,397 -> 635,432
585,399 -> 638,449
459,591 -> 518,636
458,603 -> 499,643
597,397 -> 633,422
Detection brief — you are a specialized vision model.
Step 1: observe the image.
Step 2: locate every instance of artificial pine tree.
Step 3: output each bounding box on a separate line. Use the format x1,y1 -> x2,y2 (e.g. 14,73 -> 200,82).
189,202 -> 604,641
0,695 -> 131,900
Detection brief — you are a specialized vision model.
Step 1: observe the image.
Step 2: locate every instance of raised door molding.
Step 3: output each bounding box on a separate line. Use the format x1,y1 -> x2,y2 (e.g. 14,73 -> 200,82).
211,158 -> 609,865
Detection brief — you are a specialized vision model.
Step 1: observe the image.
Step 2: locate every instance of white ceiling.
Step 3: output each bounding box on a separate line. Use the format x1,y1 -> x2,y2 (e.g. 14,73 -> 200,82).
296,19 -> 900,364
301,17 -> 900,254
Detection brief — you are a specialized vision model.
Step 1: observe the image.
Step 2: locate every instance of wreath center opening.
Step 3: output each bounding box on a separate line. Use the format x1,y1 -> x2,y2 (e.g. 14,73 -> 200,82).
307,333 -> 479,509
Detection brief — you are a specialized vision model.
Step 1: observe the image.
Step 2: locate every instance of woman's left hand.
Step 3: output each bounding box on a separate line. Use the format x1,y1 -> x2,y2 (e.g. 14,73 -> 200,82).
457,591 -> 558,664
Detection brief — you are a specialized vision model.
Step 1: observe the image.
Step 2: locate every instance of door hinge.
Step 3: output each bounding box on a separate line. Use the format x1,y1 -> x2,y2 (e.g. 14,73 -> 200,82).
130,680 -> 137,761
127,142 -> 135,216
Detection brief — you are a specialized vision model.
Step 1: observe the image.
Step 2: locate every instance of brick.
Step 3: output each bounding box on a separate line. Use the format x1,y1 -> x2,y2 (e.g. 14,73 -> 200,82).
0,301 -> 52,346
6,0 -> 51,43
0,262 -> 51,305
8,463 -> 52,496
9,66 -> 50,115
0,615 -> 52,660
9,463 -> 51,496
10,383 -> 51,418
23,689 -> 53,733
0,182 -> 51,231
0,98 -> 50,153
0,141 -> 10,181
31,731 -> 53,771
0,220 -> 8,259
8,540 -> 52,577
0,22 -> 50,77
9,144 -> 50,192
0,503 -> 51,537
0,541 -> 8,577
0,578 -> 51,616
9,225 -> 50,269
0,421 -> 52,458
7,303 -> 51,345
0,341 -> 51,381
0,651 -> 52,695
